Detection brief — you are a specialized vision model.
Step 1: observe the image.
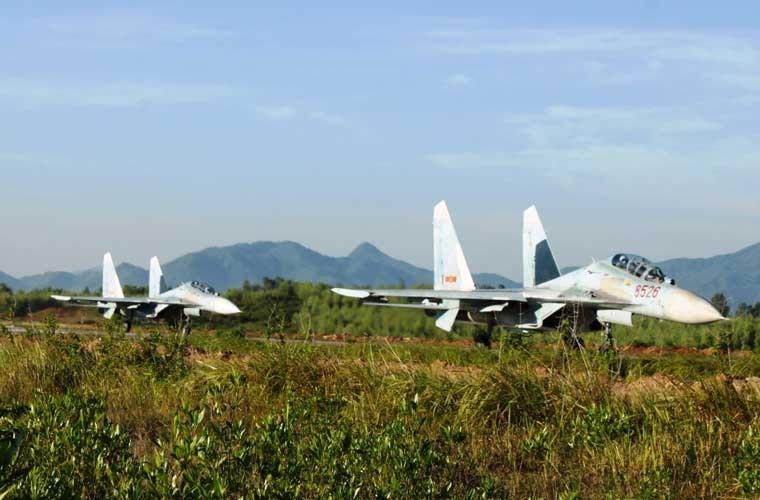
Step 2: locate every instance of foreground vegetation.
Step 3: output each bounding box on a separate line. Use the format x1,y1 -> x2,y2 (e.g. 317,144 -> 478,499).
0,319 -> 758,498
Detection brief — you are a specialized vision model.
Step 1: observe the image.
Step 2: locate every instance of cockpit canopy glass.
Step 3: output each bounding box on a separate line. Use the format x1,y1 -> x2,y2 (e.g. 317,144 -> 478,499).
610,254 -> 667,284
190,280 -> 219,296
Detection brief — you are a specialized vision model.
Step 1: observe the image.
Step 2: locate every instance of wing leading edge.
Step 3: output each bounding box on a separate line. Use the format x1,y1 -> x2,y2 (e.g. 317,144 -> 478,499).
52,295 -> 194,307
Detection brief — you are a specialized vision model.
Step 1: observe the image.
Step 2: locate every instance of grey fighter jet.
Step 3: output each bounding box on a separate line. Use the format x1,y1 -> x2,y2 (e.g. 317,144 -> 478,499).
332,201 -> 724,345
52,253 -> 240,333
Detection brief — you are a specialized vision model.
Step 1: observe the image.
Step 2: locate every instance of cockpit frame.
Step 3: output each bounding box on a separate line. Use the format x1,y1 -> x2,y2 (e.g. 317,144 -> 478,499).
611,253 -> 669,284
190,280 -> 219,296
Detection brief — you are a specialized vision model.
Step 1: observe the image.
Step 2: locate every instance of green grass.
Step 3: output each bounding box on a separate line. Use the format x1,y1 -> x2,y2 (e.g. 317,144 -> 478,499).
0,320 -> 757,498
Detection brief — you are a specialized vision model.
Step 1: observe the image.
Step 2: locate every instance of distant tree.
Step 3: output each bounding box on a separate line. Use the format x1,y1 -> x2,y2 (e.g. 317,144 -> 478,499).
710,293 -> 730,317
0,283 -> 12,294
752,302 -> 760,318
123,285 -> 148,296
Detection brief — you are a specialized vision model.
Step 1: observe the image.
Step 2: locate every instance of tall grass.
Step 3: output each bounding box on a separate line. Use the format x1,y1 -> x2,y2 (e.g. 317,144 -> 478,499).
0,323 -> 757,498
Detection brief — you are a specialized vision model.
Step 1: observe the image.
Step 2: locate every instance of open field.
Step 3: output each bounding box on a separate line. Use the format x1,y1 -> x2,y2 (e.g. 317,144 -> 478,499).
0,317 -> 758,498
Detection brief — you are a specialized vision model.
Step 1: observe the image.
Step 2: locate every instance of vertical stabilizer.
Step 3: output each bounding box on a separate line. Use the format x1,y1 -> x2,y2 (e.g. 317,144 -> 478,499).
149,256 -> 168,298
433,201 -> 475,291
523,206 -> 560,286
102,253 -> 124,298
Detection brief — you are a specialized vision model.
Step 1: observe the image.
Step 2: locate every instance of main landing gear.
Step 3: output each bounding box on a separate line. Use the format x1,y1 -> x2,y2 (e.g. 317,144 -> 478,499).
473,316 -> 496,348
124,311 -> 135,333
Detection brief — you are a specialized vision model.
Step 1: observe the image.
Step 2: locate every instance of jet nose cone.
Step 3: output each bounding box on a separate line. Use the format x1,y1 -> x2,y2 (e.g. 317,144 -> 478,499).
217,298 -> 241,315
665,289 -> 725,324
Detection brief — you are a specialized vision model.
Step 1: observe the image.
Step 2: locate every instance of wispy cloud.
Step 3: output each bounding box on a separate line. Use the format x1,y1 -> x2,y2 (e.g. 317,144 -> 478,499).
502,105 -> 724,149
0,152 -> 67,168
255,105 -> 349,126
445,73 -> 472,87
39,11 -> 237,45
423,27 -> 760,89
309,111 -> 348,126
0,78 -> 237,109
426,102 -> 760,213
425,28 -> 758,63
255,105 -> 298,122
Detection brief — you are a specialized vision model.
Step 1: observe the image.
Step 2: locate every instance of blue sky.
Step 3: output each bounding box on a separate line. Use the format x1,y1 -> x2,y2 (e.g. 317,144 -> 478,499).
1,1 -> 759,279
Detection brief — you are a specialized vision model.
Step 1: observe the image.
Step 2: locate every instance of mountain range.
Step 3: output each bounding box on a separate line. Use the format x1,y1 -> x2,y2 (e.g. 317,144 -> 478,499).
0,242 -> 518,293
1,241 -> 758,306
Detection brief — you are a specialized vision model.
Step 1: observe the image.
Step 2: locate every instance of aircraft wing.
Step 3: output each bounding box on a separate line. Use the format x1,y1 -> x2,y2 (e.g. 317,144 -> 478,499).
332,288 -> 527,303
52,295 -> 192,307
332,287 -> 629,308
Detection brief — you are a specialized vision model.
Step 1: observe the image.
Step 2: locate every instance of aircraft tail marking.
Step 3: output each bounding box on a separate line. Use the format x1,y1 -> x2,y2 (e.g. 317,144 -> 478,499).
433,201 -> 475,292
102,252 -> 124,298
523,206 -> 560,286
149,256 -> 168,298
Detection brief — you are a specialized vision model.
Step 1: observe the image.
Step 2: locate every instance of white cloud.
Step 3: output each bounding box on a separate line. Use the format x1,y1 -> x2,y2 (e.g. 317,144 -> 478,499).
424,28 -> 760,90
503,105 -> 724,149
255,105 -> 349,126
255,105 -> 298,122
40,11 -> 236,44
309,111 -> 348,126
427,102 -> 760,214
445,73 -> 472,87
425,28 -> 758,62
0,152 -> 67,168
0,78 -> 237,108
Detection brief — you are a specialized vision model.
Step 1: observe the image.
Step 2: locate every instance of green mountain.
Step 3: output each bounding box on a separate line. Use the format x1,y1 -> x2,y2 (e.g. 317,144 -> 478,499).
2,242 -> 518,293
161,241 -> 518,290
13,264 -> 147,293
659,242 -> 760,307
0,271 -> 20,291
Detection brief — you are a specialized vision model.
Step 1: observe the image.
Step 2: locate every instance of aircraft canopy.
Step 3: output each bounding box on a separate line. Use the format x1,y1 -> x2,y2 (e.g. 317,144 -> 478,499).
190,280 -> 219,295
610,254 -> 667,284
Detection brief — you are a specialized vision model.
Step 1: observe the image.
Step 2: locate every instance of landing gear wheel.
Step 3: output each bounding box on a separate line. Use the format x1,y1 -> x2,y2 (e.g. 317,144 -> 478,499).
124,311 -> 134,333
181,317 -> 192,336
599,323 -> 615,353
474,315 -> 495,348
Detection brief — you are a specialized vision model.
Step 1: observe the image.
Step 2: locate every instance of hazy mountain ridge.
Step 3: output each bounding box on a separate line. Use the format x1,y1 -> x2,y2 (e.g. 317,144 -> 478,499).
1,241 -> 758,305
0,241 -> 519,293
658,242 -> 760,307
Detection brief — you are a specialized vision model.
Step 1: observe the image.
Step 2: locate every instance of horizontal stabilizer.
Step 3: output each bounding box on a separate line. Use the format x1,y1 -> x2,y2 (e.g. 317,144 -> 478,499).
435,308 -> 459,332
517,302 -> 565,329
102,306 -> 117,320
331,288 -> 371,299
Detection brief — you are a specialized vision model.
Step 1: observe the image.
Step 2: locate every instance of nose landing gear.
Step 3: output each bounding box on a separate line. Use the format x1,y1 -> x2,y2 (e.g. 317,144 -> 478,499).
600,323 -> 615,353
180,315 -> 192,335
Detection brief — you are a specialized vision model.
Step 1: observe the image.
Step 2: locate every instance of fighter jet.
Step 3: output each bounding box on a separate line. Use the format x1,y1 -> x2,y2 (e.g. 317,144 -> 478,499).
52,253 -> 241,333
332,201 -> 724,346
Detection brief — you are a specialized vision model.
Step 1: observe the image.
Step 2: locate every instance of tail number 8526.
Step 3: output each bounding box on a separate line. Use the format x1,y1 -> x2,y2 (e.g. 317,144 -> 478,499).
634,285 -> 660,298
